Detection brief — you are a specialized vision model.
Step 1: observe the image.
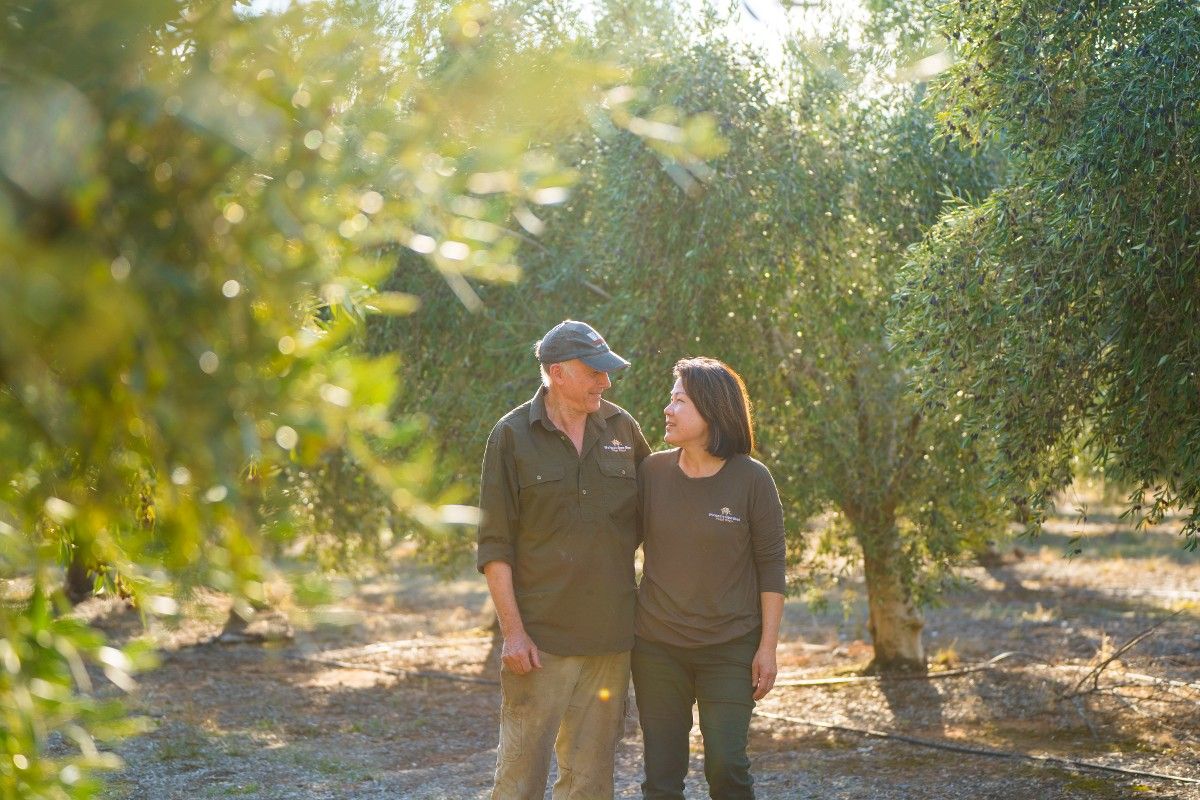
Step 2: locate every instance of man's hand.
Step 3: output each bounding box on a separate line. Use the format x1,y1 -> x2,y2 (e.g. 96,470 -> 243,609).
501,629 -> 542,675
751,646 -> 777,700
482,561 -> 541,675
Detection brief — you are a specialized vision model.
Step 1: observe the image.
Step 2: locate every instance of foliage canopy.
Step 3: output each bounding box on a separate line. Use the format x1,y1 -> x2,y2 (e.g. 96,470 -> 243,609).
0,0 -> 706,795
895,0 -> 1200,547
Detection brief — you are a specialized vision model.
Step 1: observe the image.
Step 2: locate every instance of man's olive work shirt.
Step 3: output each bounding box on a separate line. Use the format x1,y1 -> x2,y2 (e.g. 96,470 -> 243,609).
477,386 -> 651,656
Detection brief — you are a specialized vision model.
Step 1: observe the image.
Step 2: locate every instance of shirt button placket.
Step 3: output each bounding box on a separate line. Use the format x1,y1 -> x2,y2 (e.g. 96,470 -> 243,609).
577,463 -> 590,520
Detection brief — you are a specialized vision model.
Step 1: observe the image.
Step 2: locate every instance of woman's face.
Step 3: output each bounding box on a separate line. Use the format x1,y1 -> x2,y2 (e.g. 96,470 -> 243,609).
663,377 -> 709,449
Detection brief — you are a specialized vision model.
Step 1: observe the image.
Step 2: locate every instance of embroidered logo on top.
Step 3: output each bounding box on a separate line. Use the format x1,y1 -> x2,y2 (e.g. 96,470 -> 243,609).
603,438 -> 632,453
708,506 -> 743,523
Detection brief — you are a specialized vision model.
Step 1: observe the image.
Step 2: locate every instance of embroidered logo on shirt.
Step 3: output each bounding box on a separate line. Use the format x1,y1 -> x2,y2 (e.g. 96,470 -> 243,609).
708,507 -> 743,523
602,438 -> 633,453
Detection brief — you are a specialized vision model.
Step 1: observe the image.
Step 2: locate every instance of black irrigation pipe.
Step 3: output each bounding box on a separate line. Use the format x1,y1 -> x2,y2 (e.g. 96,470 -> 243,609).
754,710 -> 1200,786
776,651 -> 1200,693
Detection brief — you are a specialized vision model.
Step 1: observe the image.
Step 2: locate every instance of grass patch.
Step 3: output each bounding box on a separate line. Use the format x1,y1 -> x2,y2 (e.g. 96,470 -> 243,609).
975,719 -> 1147,759
347,718 -> 389,737
312,756 -> 373,781
218,731 -> 259,758
805,731 -> 860,752
281,749 -> 373,781
207,783 -> 260,797
931,642 -> 959,669
1031,766 -> 1144,799
155,726 -> 218,765
97,777 -> 137,800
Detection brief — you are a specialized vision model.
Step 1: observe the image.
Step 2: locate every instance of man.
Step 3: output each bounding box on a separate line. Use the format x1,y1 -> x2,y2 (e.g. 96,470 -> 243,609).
477,319 -> 651,799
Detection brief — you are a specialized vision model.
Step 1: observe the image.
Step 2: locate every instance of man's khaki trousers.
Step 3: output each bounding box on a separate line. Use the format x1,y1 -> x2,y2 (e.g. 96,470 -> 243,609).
491,650 -> 630,800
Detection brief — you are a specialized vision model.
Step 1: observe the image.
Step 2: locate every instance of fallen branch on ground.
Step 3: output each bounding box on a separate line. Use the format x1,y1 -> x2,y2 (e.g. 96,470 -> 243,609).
299,655 -> 500,686
774,648 -> 1200,693
775,651 -> 1049,686
1046,663 -> 1200,693
1062,610 -> 1183,699
315,635 -> 493,662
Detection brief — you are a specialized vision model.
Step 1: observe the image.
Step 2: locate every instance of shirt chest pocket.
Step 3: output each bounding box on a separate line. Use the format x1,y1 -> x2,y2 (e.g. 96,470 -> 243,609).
597,459 -> 637,520
515,464 -> 567,534
517,463 -> 565,494
598,459 -> 634,480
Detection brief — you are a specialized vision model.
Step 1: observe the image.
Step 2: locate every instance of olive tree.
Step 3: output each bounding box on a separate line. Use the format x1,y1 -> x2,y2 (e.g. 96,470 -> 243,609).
894,0 -> 1200,547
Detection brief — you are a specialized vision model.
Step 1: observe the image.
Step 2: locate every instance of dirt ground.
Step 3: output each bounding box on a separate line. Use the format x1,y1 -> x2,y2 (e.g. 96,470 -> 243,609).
84,506 -> 1200,800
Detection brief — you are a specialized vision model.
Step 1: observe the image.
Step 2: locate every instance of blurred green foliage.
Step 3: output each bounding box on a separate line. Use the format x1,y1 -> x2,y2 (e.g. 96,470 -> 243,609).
374,4 -> 1009,671
0,0 -> 717,795
895,0 -> 1200,548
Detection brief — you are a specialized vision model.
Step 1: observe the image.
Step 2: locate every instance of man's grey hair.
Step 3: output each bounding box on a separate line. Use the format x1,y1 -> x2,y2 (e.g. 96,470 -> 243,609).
537,355 -> 577,387
534,339 -> 552,386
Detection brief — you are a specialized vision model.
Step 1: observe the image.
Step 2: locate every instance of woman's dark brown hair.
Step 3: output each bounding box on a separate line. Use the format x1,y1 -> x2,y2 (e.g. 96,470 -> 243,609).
673,357 -> 754,459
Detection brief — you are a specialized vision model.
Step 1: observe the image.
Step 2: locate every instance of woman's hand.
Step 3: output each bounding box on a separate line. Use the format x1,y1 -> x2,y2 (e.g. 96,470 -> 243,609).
753,591 -> 784,700
751,645 -> 777,700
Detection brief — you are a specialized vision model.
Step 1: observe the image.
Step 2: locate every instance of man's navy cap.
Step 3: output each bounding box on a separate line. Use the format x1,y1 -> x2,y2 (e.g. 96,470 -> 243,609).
536,320 -> 630,372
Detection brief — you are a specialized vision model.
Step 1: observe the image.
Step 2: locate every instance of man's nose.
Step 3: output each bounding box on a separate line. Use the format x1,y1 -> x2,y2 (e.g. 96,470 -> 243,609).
599,372 -> 612,389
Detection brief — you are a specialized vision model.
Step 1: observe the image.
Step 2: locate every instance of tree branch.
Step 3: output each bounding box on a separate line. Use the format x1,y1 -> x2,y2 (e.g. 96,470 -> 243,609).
883,410 -> 923,509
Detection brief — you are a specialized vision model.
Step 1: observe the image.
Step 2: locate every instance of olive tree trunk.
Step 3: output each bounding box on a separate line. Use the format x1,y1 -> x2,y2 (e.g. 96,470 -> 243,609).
855,515 -> 926,674
64,546 -> 94,605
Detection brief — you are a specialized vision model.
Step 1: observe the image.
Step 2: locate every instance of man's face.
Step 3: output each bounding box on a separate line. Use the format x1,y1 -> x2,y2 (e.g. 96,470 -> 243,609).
549,359 -> 612,415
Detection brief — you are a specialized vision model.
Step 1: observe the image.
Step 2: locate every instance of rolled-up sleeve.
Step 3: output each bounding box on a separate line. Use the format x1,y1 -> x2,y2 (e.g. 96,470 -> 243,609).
749,465 -> 787,595
476,423 -> 519,572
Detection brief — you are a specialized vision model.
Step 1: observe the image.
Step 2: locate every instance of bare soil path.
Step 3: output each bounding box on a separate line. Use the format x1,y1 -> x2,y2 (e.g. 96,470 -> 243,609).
92,513 -> 1200,799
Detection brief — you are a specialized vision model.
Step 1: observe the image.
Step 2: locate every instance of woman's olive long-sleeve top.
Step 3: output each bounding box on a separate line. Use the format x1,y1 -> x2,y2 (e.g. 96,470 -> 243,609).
635,449 -> 786,648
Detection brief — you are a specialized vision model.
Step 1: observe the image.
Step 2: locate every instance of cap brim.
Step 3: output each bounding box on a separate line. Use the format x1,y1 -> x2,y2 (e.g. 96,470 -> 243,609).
580,350 -> 630,372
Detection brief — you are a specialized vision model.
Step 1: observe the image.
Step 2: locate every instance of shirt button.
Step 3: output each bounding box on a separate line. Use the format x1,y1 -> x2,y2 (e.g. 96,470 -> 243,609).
620,469 -> 626,475
581,489 -> 588,495
536,475 -> 542,480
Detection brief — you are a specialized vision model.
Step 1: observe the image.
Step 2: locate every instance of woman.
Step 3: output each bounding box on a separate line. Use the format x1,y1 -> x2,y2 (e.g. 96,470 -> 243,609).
633,357 -> 786,800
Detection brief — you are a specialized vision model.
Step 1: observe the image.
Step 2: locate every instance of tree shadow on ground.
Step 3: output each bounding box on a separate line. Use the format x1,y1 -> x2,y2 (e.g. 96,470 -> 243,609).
877,675 -> 947,737
103,638 -> 503,799
926,575 -> 1200,762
